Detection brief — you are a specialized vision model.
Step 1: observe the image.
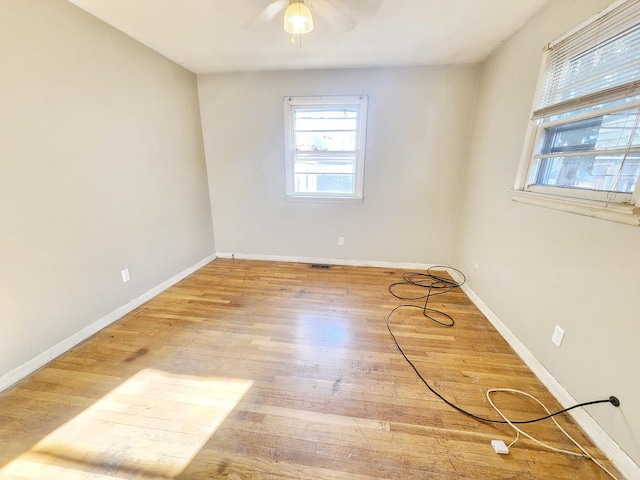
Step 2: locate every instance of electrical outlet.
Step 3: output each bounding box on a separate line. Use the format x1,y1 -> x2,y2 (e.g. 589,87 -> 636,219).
338,237 -> 345,246
121,268 -> 131,283
551,325 -> 565,347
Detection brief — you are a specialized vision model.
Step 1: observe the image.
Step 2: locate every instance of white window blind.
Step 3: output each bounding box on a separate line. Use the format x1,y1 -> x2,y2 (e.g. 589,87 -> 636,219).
514,0 -> 640,225
533,0 -> 640,120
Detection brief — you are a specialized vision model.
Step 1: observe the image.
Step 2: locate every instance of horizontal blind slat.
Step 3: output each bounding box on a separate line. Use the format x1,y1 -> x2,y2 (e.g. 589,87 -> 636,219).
532,80 -> 640,119
536,0 -> 640,113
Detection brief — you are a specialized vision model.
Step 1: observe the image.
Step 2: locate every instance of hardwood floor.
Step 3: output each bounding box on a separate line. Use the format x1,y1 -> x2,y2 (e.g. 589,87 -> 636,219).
0,259 -> 622,479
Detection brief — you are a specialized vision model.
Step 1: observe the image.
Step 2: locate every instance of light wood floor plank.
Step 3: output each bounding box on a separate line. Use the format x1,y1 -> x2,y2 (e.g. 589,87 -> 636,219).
0,259 -> 621,479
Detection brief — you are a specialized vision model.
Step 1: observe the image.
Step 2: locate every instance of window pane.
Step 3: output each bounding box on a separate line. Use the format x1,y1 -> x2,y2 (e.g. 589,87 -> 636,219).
294,131 -> 356,151
294,157 -> 355,174
296,117 -> 357,131
532,153 -> 640,193
295,110 -> 357,126
598,109 -> 640,149
294,174 -> 355,194
542,118 -> 600,153
539,108 -> 640,155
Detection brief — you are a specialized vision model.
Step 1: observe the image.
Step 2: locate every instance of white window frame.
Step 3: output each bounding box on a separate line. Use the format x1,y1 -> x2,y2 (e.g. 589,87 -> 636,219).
284,95 -> 368,203
512,0 -> 640,226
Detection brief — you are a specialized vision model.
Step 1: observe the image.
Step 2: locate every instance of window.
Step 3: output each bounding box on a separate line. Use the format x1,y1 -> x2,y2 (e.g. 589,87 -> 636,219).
284,95 -> 368,202
514,0 -> 640,225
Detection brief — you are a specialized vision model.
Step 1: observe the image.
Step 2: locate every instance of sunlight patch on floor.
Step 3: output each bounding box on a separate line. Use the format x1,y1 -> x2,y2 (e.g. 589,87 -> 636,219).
1,369 -> 253,479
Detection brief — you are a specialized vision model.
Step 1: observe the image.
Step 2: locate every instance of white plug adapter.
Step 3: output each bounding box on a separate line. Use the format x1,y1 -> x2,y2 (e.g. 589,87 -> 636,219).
491,440 -> 509,455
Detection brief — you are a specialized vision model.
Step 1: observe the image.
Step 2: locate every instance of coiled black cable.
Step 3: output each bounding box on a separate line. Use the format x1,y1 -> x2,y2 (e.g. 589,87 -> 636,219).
388,266 -> 466,327
387,266 -> 618,424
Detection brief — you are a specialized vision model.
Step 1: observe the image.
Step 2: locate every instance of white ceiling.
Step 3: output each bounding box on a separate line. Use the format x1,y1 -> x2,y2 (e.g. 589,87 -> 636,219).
67,0 -> 552,74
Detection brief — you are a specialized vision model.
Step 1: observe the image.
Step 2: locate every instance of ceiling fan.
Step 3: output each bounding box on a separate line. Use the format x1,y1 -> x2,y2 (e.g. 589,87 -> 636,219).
247,0 -> 383,34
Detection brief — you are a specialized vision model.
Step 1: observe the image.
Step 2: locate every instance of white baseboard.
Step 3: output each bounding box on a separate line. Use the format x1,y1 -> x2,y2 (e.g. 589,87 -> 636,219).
457,279 -> 639,480
0,253 -> 217,394
216,252 -> 435,271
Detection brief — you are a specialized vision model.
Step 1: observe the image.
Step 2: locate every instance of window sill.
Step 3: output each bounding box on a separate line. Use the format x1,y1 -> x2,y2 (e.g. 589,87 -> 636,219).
285,195 -> 364,204
510,190 -> 640,226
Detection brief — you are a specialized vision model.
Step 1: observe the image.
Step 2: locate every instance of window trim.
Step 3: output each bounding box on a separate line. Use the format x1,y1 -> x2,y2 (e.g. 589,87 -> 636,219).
512,1 -> 640,225
510,190 -> 640,226
513,115 -> 640,225
283,95 -> 368,203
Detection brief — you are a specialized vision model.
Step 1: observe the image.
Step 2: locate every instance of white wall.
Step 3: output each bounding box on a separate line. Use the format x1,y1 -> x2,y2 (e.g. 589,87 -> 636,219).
452,0 -> 640,466
0,0 -> 214,378
198,66 -> 478,264
4,0 -> 636,470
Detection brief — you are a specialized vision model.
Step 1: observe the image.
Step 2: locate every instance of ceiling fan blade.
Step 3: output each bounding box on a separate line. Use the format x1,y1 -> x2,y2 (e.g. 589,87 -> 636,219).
245,0 -> 287,30
312,0 -> 357,32
325,0 -> 382,18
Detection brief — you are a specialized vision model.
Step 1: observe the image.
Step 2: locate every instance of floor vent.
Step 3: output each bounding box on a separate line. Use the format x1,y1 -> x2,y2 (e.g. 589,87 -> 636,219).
309,264 -> 331,269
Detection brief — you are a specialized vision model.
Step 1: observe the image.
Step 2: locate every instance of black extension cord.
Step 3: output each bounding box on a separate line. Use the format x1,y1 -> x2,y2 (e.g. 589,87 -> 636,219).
386,266 -> 620,425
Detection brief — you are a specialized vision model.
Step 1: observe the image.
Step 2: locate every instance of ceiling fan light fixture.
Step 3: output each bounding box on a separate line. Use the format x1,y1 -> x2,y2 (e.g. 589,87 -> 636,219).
283,1 -> 314,35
